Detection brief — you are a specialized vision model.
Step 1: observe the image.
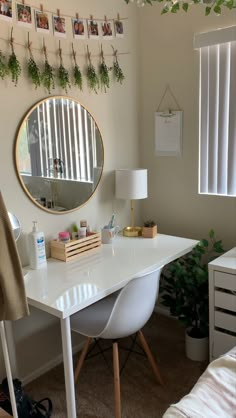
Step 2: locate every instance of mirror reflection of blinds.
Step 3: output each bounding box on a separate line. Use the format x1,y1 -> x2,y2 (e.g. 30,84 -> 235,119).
195,26 -> 236,197
28,98 -> 96,182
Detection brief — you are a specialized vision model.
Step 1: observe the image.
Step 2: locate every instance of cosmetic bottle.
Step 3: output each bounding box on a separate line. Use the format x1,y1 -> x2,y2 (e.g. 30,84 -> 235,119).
28,221 -> 47,270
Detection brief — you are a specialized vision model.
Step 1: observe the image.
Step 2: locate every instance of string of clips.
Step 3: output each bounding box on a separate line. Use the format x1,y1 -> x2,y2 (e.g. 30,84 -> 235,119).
0,1 -> 127,41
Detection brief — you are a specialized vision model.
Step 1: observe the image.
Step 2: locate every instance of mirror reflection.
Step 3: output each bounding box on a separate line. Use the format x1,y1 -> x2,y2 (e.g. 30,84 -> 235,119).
15,96 -> 104,213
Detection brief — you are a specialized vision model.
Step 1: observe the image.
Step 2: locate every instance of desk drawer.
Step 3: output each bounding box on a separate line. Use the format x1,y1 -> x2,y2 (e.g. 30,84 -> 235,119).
215,291 -> 236,313
214,271 -> 236,291
212,330 -> 236,358
215,311 -> 236,333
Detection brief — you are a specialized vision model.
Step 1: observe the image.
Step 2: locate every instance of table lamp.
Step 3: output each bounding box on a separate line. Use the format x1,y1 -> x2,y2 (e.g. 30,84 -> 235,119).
115,168 -> 148,237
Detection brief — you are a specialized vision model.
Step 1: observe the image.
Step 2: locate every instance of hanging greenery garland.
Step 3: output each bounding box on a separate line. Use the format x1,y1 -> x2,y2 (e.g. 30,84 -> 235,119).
0,51 -> 8,80
41,40 -> 55,94
124,0 -> 235,16
99,45 -> 110,92
27,33 -> 41,89
58,41 -> 71,93
72,44 -> 83,90
112,47 -> 125,84
8,28 -> 21,86
86,46 -> 99,94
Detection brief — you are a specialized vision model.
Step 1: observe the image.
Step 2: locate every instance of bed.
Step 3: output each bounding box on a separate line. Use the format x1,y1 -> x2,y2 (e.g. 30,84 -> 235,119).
163,346 -> 236,418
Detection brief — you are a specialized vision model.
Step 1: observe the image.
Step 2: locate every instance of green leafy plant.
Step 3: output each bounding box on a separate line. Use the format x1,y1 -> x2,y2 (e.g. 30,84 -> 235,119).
160,229 -> 225,338
86,46 -> 99,93
124,0 -> 236,16
99,46 -> 110,92
41,43 -> 55,94
0,51 -> 8,80
27,36 -> 41,89
58,43 -> 71,93
8,29 -> 21,86
143,220 -> 157,227
72,44 -> 83,90
112,47 -> 125,84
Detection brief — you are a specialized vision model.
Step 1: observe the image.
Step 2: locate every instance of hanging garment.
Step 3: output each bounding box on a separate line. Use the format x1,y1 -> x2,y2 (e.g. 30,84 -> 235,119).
0,192 -> 29,321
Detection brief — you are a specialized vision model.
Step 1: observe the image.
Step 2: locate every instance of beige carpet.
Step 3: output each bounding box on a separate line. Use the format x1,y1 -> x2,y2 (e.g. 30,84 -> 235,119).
26,314 -> 207,418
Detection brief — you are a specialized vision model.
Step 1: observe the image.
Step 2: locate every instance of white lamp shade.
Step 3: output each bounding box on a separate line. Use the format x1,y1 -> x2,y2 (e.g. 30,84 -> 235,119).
115,169 -> 148,200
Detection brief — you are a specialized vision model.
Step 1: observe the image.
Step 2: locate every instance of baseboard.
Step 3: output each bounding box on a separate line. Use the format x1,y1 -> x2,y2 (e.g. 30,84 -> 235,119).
21,341 -> 84,386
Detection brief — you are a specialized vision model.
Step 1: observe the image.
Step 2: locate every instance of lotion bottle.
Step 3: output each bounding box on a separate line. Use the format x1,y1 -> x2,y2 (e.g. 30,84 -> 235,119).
28,221 -> 47,270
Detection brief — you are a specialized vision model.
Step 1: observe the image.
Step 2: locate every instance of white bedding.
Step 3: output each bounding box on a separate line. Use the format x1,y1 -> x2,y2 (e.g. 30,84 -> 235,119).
163,346 -> 236,418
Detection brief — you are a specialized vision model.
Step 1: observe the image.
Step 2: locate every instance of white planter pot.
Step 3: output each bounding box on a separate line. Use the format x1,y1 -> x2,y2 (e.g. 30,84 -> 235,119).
185,329 -> 209,362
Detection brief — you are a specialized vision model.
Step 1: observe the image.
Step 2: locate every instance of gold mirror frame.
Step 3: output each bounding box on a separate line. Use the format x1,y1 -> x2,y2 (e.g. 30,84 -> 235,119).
14,96 -> 104,214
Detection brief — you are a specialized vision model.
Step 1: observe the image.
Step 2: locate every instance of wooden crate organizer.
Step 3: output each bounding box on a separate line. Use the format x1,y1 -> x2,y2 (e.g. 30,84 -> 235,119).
50,232 -> 101,262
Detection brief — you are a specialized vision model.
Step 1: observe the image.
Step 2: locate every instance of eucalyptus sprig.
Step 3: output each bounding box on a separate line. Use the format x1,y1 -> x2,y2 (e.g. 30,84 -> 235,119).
58,42 -> 71,93
41,41 -> 55,94
99,45 -> 110,92
0,51 -> 8,80
86,46 -> 99,93
27,34 -> 41,89
112,47 -> 125,84
72,44 -> 83,90
8,28 -> 21,86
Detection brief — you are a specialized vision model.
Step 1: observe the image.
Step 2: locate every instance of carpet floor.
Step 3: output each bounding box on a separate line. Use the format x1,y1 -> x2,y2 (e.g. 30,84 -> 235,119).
26,313 -> 207,418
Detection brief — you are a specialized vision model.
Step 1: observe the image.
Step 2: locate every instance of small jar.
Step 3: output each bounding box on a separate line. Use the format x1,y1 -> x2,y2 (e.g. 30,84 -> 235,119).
58,231 -> 70,242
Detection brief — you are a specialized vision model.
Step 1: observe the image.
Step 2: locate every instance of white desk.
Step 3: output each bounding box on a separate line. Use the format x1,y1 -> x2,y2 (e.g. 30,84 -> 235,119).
24,233 -> 198,418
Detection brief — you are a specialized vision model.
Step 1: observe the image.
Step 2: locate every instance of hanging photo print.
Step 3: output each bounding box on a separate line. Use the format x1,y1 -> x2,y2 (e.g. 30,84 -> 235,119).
35,10 -> 50,33
53,15 -> 66,38
0,0 -> 12,22
87,19 -> 99,39
101,20 -> 114,39
72,18 -> 86,39
114,20 -> 124,38
16,3 -> 32,27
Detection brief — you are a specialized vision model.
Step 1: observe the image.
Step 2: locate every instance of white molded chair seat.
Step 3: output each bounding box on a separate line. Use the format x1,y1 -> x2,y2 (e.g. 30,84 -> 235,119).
71,266 -> 164,418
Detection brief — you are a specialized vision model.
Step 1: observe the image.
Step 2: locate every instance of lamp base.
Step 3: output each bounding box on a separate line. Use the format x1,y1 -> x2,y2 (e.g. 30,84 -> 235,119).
123,226 -> 142,237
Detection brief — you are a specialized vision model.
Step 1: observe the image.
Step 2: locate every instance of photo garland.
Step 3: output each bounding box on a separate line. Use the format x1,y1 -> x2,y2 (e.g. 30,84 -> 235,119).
0,1 -> 125,39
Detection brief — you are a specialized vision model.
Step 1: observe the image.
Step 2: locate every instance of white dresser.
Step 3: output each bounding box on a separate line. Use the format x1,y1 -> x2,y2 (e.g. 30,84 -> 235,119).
208,248 -> 236,361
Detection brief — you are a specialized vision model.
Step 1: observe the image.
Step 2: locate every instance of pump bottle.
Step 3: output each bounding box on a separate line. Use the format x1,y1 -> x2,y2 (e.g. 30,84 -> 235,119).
28,221 -> 47,270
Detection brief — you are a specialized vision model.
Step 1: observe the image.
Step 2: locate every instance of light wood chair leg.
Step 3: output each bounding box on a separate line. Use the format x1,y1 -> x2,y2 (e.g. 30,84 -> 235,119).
74,337 -> 91,384
138,330 -> 164,386
113,342 -> 121,418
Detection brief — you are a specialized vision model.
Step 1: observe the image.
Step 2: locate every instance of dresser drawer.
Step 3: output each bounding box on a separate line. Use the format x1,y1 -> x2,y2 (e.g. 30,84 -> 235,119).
215,310 -> 236,333
212,330 -> 236,358
215,290 -> 236,313
214,271 -> 236,291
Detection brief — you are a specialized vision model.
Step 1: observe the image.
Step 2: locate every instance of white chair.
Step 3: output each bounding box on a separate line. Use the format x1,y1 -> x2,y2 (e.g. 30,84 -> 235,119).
70,266 -> 164,418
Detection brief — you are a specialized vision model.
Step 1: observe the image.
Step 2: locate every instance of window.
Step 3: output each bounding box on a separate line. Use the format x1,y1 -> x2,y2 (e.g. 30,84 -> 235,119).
194,26 -> 236,197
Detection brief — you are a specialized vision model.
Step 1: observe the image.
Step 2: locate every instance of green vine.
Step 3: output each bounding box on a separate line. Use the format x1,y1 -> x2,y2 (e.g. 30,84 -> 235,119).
41,42 -> 55,94
86,46 -> 99,93
112,48 -> 125,84
72,44 -> 83,90
58,43 -> 71,93
8,29 -> 21,86
0,51 -> 8,80
124,0 -> 236,16
27,35 -> 41,89
99,46 -> 110,92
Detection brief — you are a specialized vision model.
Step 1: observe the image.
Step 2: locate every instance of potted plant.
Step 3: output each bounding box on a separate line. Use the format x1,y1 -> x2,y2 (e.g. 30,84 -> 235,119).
142,220 -> 157,238
160,230 -> 224,361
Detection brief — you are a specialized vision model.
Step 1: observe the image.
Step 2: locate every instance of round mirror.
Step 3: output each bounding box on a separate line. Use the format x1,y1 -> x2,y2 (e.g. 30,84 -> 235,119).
8,212 -> 21,241
15,96 -> 104,214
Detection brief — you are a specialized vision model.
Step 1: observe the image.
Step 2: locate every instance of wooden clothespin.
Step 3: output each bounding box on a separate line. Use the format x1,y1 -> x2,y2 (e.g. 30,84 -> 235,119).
117,13 -> 120,21
104,15 -> 107,22
22,0 -> 25,5
40,4 -> 43,12
57,9 -> 60,18
76,12 -> 79,20
90,15 -> 93,21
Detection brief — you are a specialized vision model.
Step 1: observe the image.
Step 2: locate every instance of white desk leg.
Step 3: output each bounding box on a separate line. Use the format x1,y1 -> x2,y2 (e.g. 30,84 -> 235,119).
0,321 -> 18,418
60,317 -> 77,418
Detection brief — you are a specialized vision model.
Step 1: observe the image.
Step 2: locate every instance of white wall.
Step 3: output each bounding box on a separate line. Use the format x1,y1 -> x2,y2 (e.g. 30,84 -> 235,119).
139,5 -> 236,249
0,0 -> 140,381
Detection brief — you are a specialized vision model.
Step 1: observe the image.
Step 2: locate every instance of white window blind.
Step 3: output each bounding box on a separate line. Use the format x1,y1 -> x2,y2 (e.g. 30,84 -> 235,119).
194,26 -> 236,197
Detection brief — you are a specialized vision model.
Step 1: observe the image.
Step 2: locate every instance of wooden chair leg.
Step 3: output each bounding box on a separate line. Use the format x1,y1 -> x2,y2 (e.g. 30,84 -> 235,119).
113,342 -> 121,418
137,330 -> 164,386
74,337 -> 91,384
